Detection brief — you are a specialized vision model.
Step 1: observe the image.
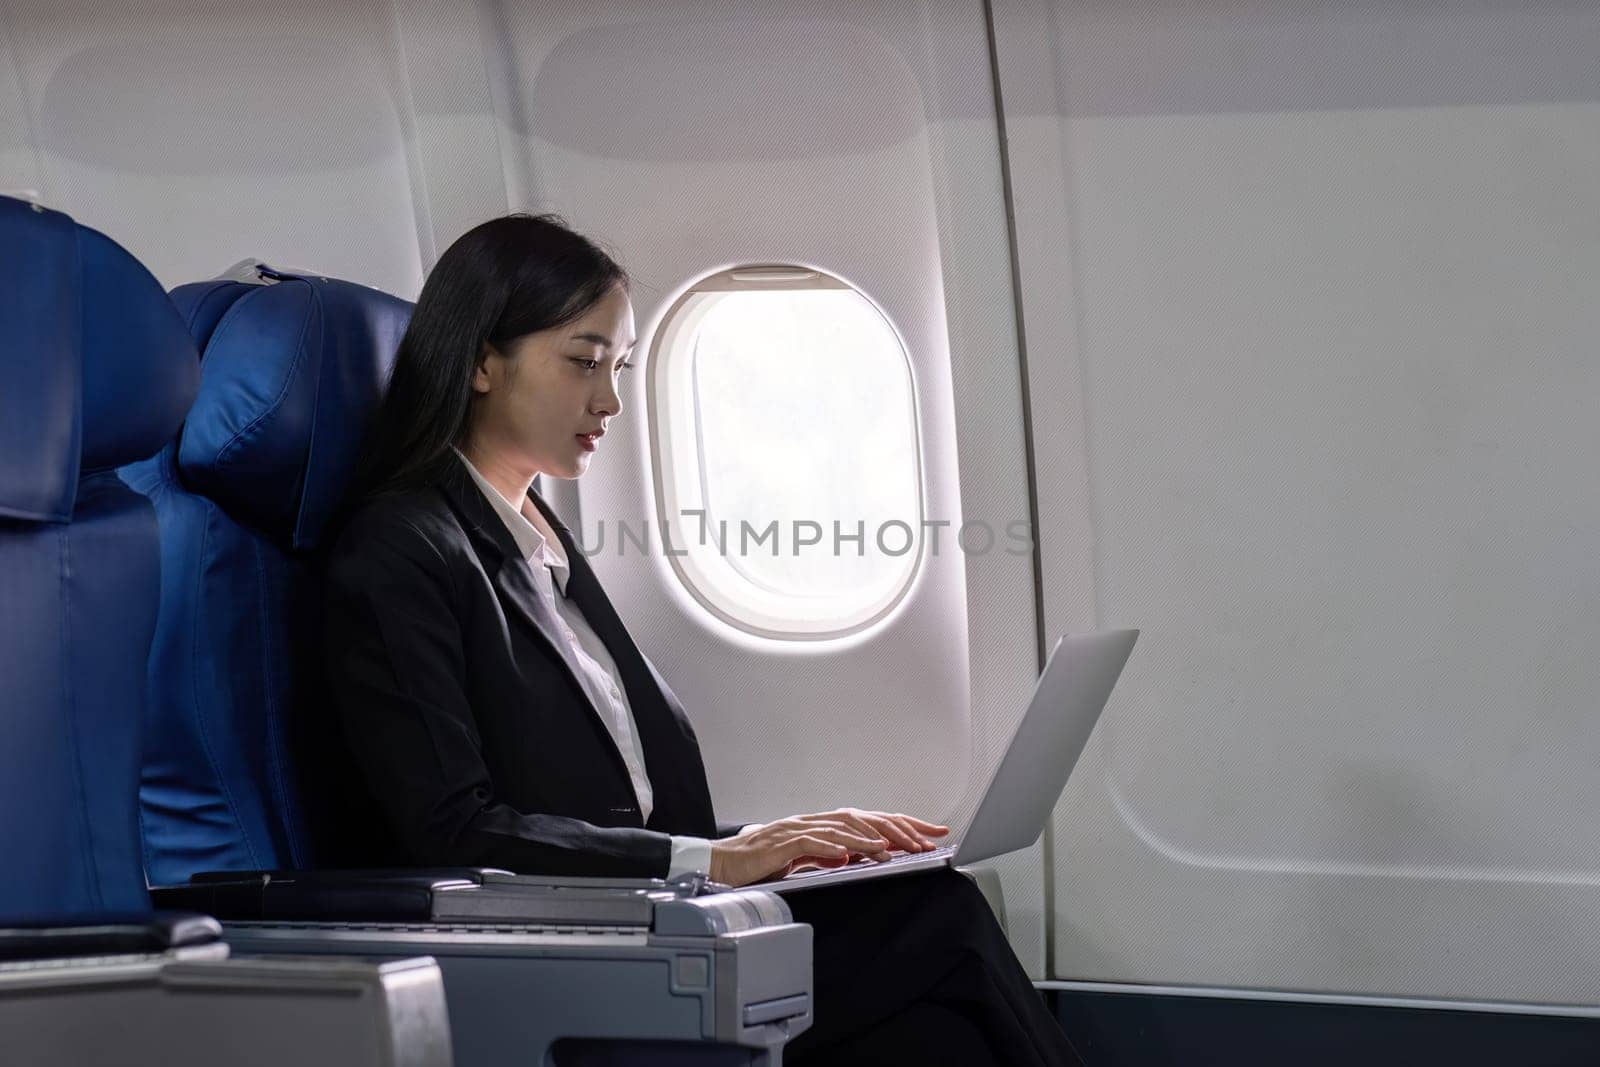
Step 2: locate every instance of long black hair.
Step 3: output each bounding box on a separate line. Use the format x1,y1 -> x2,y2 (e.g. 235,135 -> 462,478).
347,213 -> 628,504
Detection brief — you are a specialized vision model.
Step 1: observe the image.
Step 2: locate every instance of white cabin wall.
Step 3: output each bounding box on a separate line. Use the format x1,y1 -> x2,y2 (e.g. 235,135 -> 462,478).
996,0 -> 1600,1001
0,10 -> 40,200
0,0 -> 427,295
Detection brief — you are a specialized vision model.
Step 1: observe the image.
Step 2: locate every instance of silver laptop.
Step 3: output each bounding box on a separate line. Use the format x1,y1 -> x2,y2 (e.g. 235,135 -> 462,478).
765,628 -> 1138,894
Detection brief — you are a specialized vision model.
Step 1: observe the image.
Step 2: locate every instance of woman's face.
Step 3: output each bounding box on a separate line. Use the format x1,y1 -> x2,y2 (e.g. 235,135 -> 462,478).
467,285 -> 636,480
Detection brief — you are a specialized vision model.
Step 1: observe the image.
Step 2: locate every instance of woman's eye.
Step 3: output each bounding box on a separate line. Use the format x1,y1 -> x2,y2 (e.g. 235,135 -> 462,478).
571,358 -> 600,371
616,361 -> 634,373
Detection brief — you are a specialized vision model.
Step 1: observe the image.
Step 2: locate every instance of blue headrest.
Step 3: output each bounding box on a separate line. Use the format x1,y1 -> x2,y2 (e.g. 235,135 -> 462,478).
80,226 -> 203,472
0,198 -> 77,521
0,196 -> 200,521
171,268 -> 411,549
170,278 -> 257,352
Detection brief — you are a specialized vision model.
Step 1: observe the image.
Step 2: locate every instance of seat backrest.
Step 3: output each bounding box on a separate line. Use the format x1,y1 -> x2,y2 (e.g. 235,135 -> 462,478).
122,266 -> 411,884
0,195 -> 198,919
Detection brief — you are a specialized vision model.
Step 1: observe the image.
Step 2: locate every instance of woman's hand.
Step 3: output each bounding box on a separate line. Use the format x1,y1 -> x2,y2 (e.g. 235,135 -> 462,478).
708,809 -> 952,887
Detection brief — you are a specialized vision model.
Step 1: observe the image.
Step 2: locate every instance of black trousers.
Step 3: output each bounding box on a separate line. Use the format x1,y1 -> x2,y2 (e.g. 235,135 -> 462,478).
780,868 -> 1085,1066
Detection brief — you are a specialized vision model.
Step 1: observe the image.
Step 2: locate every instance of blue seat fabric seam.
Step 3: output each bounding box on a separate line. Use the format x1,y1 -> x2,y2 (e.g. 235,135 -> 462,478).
57,522 -> 104,908
252,535 -> 296,866
289,283 -> 328,547
190,498 -> 262,871
133,458 -> 171,881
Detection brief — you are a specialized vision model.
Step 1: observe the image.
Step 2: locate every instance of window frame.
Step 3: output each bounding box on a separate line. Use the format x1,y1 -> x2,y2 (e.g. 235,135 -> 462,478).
645,264 -> 927,641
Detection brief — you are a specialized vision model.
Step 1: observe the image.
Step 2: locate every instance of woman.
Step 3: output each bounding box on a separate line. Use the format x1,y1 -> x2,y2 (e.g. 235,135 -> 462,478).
324,214 -> 1084,1065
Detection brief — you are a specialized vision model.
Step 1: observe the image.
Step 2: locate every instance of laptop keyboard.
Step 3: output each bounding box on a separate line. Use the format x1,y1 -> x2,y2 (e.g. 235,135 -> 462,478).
781,845 -> 956,881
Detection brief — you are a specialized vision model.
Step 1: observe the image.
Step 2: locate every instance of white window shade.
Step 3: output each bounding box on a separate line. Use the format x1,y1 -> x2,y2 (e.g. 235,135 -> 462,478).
649,268 -> 924,639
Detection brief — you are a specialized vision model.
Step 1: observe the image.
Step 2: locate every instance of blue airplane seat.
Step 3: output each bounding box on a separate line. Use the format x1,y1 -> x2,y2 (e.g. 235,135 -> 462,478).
121,266 -> 412,885
0,205 -> 455,1067
0,194 -> 199,919
123,263 -> 812,1067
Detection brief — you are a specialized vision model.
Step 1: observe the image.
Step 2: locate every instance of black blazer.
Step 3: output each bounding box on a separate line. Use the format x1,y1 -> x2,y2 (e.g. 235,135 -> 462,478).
322,455 -> 740,877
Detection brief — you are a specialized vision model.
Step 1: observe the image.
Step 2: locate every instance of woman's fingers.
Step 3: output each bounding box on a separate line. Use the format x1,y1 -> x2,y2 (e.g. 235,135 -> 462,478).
789,826 -> 884,862
849,809 -> 951,851
773,809 -> 951,854
820,825 -> 889,853
855,812 -> 925,853
808,810 -> 908,853
782,817 -> 888,852
719,829 -> 866,885
890,814 -> 939,850
901,814 -> 952,835
839,809 -> 936,851
783,834 -> 852,866
791,809 -> 907,850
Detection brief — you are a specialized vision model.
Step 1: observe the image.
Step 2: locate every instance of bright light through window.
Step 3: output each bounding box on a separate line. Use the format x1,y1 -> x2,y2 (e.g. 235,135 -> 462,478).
649,267 -> 923,639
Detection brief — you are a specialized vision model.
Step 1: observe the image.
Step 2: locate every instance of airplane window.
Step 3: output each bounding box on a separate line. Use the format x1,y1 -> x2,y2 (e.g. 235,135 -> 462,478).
648,266 -> 924,640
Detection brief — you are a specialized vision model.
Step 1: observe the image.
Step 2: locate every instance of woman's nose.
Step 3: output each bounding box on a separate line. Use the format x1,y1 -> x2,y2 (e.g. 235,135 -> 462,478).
594,381 -> 623,419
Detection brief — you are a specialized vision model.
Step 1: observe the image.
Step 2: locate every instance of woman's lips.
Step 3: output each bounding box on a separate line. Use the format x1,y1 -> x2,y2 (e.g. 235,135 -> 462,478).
576,433 -> 599,452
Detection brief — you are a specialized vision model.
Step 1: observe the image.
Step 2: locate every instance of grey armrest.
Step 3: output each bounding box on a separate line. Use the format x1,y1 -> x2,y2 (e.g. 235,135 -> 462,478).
0,947 -> 451,1067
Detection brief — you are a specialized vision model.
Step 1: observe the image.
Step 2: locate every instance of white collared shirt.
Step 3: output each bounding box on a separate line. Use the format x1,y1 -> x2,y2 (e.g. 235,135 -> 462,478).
452,448 -> 713,878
